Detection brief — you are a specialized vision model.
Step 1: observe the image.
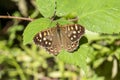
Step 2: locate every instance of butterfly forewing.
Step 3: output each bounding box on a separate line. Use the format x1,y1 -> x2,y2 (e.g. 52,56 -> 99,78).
33,27 -> 61,55
34,30 -> 52,47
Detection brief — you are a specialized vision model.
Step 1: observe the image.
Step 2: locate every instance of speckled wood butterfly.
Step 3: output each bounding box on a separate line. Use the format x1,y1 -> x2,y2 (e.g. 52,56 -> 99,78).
33,24 -> 85,55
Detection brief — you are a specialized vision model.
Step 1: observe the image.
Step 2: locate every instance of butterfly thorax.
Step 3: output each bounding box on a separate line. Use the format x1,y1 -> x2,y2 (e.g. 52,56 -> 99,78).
56,24 -> 62,43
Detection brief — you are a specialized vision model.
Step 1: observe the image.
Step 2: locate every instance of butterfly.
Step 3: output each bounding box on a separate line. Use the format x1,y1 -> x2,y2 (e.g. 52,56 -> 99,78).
33,24 -> 85,55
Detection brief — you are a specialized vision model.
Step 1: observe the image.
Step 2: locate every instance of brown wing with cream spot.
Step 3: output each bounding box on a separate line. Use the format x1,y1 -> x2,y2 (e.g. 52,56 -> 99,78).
60,24 -> 85,52
33,27 -> 61,55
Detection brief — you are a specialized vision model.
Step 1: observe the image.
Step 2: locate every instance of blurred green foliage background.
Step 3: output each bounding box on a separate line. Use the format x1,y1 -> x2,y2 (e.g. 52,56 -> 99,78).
0,0 -> 120,80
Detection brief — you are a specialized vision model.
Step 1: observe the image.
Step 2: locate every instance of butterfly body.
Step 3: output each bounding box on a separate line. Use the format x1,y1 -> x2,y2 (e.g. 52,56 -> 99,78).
34,24 -> 85,55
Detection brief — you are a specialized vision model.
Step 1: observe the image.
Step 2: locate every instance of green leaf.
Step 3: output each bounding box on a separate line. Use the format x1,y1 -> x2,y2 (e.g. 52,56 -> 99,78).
36,0 -> 56,18
48,18 -> 73,28
57,44 -> 94,72
23,18 -> 51,45
56,0 -> 80,16
56,0 -> 120,33
0,54 -> 6,64
77,0 -> 120,34
55,18 -> 73,25
87,75 -> 105,80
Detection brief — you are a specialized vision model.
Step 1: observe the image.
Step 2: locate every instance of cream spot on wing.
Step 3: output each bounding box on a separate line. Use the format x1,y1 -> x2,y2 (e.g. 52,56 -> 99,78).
45,41 -> 48,44
75,24 -> 78,30
71,26 -> 74,30
71,45 -> 74,48
68,34 -> 71,37
43,37 -> 46,41
71,44 -> 75,48
71,37 -> 73,40
79,26 -> 81,30
54,50 -> 57,53
73,31 -> 77,34
73,35 -> 76,38
49,38 -> 52,41
48,42 -> 51,45
39,33 -> 42,37
39,39 -> 42,42
68,26 -> 70,31
36,37 -> 39,40
50,49 -> 53,52
44,32 -> 47,36
78,31 -> 80,33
